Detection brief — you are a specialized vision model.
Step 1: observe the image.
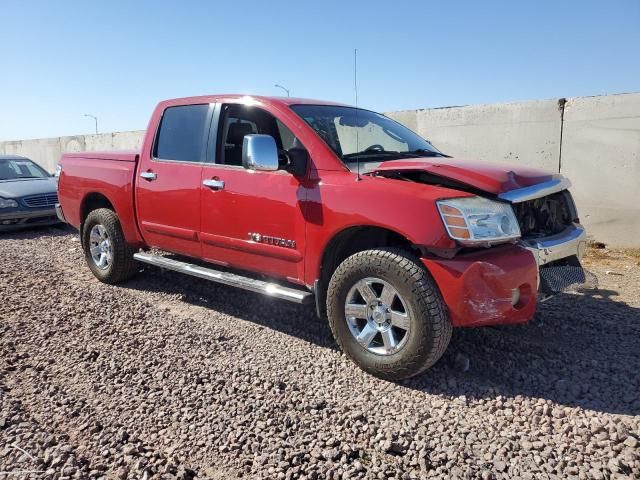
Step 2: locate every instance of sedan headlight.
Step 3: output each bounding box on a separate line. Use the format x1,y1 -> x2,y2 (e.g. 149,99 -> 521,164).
0,197 -> 18,209
437,196 -> 520,246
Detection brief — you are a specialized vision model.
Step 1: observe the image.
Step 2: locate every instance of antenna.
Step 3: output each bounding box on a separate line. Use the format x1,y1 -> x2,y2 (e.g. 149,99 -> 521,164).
354,48 -> 361,181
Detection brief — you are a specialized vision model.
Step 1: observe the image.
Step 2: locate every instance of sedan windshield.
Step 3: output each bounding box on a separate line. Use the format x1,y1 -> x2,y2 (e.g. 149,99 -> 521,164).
290,105 -> 446,171
0,158 -> 50,180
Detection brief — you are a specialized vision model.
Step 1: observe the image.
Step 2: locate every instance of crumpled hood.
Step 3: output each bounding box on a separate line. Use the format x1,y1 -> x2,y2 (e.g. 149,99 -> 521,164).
373,158 -> 558,195
0,177 -> 58,198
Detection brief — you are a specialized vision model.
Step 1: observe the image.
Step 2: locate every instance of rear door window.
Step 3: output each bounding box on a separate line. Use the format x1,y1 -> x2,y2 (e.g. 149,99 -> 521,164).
154,104 -> 210,162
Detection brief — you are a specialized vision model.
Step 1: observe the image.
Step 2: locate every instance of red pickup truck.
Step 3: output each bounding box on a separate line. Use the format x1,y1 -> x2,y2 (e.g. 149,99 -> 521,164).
56,95 -> 587,380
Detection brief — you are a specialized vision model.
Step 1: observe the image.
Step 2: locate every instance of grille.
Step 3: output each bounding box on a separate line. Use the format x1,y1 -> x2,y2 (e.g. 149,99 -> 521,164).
512,190 -> 577,238
22,192 -> 58,208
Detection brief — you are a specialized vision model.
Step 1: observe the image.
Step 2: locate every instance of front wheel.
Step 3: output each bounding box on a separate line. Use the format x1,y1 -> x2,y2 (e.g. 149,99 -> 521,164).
82,208 -> 138,284
326,248 -> 451,380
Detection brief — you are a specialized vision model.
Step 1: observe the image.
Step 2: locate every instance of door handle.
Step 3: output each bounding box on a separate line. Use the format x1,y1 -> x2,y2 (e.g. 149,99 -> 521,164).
203,179 -> 225,190
140,171 -> 157,181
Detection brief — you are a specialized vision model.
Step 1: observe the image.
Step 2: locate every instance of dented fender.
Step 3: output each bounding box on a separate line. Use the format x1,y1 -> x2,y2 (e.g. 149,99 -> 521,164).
422,245 -> 538,327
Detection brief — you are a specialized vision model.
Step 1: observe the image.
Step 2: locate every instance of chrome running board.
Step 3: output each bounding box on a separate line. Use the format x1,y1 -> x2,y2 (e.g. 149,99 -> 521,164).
133,252 -> 313,304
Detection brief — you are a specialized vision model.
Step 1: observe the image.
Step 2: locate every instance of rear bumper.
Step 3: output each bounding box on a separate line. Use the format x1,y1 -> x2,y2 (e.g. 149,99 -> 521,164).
423,246 -> 537,327
422,223 -> 587,328
55,203 -> 67,223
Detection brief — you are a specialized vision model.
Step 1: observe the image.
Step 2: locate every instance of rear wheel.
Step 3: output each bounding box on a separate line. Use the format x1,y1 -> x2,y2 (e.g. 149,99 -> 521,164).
82,208 -> 138,284
327,248 -> 451,380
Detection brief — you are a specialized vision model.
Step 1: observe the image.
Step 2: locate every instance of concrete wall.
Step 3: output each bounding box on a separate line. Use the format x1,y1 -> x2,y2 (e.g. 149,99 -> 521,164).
560,94 -> 640,247
1,93 -> 638,246
388,99 -> 563,172
387,93 -> 640,247
0,130 -> 145,173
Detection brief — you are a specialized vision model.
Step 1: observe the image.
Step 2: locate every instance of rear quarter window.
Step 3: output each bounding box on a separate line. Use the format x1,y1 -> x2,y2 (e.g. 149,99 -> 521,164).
153,104 -> 209,162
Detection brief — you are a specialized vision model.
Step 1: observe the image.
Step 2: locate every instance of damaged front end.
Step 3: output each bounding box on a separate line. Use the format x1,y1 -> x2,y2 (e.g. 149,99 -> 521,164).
375,164 -> 593,324
498,179 -> 593,300
410,173 -> 591,326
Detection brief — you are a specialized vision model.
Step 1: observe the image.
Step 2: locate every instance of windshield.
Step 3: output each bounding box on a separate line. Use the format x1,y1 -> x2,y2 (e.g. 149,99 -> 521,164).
290,105 -> 446,170
0,158 -> 50,180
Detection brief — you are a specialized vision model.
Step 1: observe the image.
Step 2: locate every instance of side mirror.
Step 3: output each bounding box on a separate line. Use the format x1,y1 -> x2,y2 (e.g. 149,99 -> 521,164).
242,134 -> 279,171
286,148 -> 309,176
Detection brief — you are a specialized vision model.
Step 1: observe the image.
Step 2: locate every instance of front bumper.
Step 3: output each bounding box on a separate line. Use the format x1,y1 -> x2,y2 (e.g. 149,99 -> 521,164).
422,223 -> 587,327
0,208 -> 59,231
520,223 -> 587,267
524,224 -> 590,299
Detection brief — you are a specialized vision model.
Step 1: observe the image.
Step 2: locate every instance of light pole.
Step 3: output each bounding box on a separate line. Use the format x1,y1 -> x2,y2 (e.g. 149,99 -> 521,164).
84,114 -> 98,134
274,84 -> 290,97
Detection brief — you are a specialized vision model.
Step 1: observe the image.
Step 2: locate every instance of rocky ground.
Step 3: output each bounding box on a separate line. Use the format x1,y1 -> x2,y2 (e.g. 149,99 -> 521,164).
0,226 -> 639,479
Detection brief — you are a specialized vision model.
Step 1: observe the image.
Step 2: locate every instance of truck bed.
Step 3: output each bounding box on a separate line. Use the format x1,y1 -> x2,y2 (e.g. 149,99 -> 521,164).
57,150 -> 144,245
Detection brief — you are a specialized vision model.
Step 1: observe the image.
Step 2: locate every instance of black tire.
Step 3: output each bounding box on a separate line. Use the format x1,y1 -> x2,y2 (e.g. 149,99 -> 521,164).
82,208 -> 138,284
326,248 -> 451,380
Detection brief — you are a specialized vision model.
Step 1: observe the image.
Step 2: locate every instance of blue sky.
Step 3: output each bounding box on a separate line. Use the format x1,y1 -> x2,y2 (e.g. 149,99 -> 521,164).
1,0 -> 638,141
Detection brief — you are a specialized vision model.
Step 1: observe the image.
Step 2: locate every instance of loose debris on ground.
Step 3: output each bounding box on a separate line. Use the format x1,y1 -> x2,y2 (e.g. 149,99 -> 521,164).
1,227 -> 639,479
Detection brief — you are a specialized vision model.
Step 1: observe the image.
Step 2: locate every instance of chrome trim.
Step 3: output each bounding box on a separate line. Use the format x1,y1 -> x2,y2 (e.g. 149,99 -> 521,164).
203,179 -> 225,190
140,171 -> 157,181
520,223 -> 587,266
22,192 -> 58,208
133,252 -> 312,304
498,177 -> 571,203
55,203 -> 66,223
242,134 -> 279,171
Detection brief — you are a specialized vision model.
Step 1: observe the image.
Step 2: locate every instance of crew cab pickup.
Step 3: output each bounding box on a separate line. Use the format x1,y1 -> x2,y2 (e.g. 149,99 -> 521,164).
56,95 -> 587,380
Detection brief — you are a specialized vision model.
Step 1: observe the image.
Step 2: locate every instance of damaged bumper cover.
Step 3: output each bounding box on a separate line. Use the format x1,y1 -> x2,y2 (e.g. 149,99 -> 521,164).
423,246 -> 537,327
422,223 -> 588,327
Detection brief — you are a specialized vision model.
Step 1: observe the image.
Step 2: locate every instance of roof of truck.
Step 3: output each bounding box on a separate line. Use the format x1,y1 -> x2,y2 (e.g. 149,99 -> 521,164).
158,94 -> 352,108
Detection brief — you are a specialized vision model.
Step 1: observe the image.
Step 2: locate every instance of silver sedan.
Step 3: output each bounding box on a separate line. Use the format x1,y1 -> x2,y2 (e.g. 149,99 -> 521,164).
0,155 -> 60,231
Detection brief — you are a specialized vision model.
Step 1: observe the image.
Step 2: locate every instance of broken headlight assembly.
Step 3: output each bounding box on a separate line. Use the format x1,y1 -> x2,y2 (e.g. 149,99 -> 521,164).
437,196 -> 521,246
0,197 -> 18,209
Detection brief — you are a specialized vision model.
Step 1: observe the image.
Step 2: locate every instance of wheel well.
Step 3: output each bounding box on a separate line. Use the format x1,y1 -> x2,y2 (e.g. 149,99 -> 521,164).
315,226 -> 417,317
80,193 -> 114,226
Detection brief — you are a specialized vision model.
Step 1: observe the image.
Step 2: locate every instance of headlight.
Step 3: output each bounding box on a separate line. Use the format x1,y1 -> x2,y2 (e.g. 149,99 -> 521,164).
437,196 -> 520,246
0,197 -> 18,209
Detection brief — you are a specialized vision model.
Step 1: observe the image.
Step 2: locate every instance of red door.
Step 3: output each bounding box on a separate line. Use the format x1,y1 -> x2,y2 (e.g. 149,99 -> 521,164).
199,103 -> 307,284
200,165 -> 306,283
135,103 -> 212,258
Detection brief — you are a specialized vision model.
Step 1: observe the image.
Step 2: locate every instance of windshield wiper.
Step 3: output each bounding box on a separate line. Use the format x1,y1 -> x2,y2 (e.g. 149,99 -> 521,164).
409,148 -> 450,158
344,150 -> 430,161
343,149 -> 449,161
343,150 -> 400,159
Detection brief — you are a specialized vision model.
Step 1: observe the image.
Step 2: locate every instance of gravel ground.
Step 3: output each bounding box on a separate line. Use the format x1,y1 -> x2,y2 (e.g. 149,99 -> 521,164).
1,226 -> 639,479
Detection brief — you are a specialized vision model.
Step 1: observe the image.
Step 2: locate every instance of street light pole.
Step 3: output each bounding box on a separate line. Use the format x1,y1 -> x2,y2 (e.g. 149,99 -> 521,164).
84,114 -> 98,134
274,84 -> 290,97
